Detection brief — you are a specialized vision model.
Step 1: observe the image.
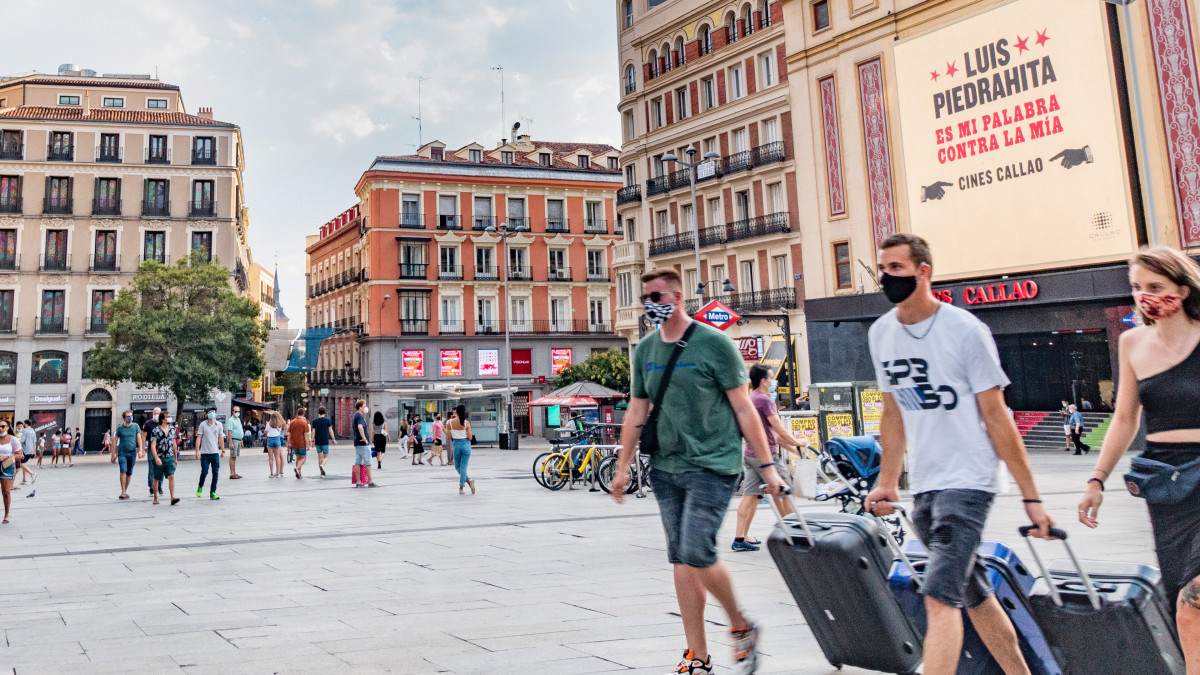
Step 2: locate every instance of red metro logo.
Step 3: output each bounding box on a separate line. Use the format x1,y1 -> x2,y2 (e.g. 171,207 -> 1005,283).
693,300 -> 741,331
963,279 -> 1039,305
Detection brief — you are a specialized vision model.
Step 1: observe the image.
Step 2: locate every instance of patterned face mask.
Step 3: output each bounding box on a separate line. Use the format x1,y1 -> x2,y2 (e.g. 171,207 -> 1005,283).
1134,291 -> 1183,320
643,298 -> 676,324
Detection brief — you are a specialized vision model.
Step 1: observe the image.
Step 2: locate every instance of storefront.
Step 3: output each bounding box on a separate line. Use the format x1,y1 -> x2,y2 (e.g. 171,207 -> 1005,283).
805,264 -> 1135,412
30,394 -> 68,434
0,395 -> 13,427
386,386 -> 508,446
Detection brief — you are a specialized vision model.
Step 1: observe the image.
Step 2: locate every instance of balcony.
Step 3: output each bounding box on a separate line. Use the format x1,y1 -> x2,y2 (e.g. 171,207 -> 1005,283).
684,287 -> 798,315
47,144 -> 73,161
399,319 -> 429,335
399,262 -> 428,279
191,149 -> 216,166
545,218 -> 569,233
139,254 -> 169,266
87,318 -> 110,334
437,214 -> 460,230
612,241 -> 644,267
0,197 -> 21,215
35,320 -> 68,335
89,254 -> 120,272
96,146 -> 122,163
474,265 -> 499,280
507,265 -> 532,281
0,142 -> 23,160
646,175 -> 669,197
399,213 -> 425,229
625,82 -> 636,95
507,319 -> 613,334
723,150 -> 753,175
616,306 -> 644,331
473,216 -> 496,231
584,219 -> 608,234
43,197 -> 72,215
438,265 -> 463,281
616,185 -> 641,205
698,224 -> 726,248
586,269 -> 611,282
0,255 -> 19,271
548,266 -> 573,282
476,321 -> 500,334
505,216 -> 530,230
142,198 -> 171,217
752,141 -> 786,167
726,211 -> 790,243
92,197 -> 121,216
648,230 -> 695,257
439,321 -> 465,335
667,168 -> 692,192
145,148 -> 171,165
189,200 -> 216,218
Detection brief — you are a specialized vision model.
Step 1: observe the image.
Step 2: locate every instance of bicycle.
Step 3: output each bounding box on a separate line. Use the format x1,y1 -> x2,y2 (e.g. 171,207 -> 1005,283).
597,452 -> 652,495
540,443 -> 616,491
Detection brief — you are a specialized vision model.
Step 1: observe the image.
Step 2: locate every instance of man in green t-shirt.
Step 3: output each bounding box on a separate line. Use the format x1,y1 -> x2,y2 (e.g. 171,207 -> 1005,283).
110,410 -> 144,500
613,269 -> 784,675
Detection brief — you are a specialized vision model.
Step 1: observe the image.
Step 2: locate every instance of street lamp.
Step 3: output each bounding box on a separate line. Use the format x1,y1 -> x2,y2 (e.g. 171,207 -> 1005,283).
662,146 -> 721,297
485,220 -> 528,450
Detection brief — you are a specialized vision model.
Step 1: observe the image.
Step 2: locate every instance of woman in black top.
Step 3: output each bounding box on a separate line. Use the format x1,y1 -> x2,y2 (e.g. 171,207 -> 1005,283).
1079,246 -> 1200,667
372,411 -> 388,470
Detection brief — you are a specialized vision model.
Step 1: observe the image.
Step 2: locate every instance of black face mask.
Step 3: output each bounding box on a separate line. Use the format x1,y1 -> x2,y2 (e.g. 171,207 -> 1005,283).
880,272 -> 918,304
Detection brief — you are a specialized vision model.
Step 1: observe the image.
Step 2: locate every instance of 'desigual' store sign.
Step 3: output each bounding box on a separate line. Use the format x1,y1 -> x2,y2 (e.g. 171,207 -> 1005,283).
892,0 -> 1137,279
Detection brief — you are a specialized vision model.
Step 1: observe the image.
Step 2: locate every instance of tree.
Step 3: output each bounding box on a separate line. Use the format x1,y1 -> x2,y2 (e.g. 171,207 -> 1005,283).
87,255 -> 268,418
549,349 -> 631,394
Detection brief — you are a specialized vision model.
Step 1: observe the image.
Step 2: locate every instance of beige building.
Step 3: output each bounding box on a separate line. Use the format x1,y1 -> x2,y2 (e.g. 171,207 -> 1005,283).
613,0 -> 808,395
0,66 -> 251,446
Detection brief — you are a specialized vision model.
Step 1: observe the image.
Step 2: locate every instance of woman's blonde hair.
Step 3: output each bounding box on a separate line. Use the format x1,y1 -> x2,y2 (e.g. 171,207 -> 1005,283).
1131,246 -> 1200,324
269,411 -> 285,428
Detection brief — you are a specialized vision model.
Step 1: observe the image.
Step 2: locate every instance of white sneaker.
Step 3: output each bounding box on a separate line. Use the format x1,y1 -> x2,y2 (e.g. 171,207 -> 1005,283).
731,620 -> 760,675
667,650 -> 712,674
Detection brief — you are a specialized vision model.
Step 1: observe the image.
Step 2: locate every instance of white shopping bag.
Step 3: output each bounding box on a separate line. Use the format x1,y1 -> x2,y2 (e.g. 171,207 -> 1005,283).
792,456 -> 819,499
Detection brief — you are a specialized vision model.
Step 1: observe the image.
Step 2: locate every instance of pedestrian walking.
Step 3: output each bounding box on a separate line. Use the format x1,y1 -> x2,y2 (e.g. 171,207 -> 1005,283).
194,408 -> 224,500
50,430 -> 61,466
36,432 -> 47,467
863,234 -> 1052,675
150,413 -> 180,506
449,405 -> 474,494
18,421 -> 37,485
111,411 -> 143,500
612,268 -> 784,675
61,429 -> 73,466
350,401 -> 378,488
372,411 -> 388,470
0,419 -> 21,524
1078,246 -> 1200,669
397,418 -> 410,459
430,413 -> 445,466
142,408 -> 161,496
72,428 -> 82,456
1067,404 -> 1090,454
226,405 -> 244,479
410,427 -> 425,466
287,409 -> 311,479
265,411 -> 286,477
311,406 -> 334,477
731,365 -> 807,552
1060,400 -> 1072,452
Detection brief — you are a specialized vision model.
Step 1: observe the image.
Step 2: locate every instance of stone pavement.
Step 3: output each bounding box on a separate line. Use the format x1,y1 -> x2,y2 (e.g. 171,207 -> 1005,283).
0,442 -> 1155,674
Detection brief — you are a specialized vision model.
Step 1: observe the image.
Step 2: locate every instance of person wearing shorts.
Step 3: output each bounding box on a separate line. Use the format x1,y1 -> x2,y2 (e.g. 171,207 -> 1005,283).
311,407 -> 334,478
350,401 -> 378,488
150,413 -> 180,506
265,412 -> 286,478
17,421 -> 37,485
111,411 -> 143,500
226,406 -> 244,480
864,234 -> 1053,675
287,410 -> 311,479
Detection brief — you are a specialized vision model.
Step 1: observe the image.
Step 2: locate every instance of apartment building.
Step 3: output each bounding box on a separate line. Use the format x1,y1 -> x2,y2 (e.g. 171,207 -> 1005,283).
0,66 -> 252,447
339,135 -> 625,441
613,0 -> 810,396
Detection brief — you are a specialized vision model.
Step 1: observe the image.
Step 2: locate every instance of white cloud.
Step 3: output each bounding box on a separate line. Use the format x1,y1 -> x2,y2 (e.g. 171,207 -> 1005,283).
227,18 -> 253,40
310,106 -> 391,144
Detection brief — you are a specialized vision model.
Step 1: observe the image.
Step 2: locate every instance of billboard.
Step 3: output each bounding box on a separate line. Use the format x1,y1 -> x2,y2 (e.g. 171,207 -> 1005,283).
511,349 -> 532,375
892,0 -> 1136,278
478,348 -> 499,376
551,348 -> 572,375
401,350 -> 424,377
440,349 -> 462,377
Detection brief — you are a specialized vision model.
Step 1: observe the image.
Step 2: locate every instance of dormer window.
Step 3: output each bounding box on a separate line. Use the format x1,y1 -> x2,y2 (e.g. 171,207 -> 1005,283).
539,153 -> 551,167
58,95 -> 80,106
501,151 -> 514,164
608,157 -> 619,170
147,99 -> 168,109
102,97 -> 124,108
577,155 -> 590,169
469,149 -> 482,162
431,147 -> 443,160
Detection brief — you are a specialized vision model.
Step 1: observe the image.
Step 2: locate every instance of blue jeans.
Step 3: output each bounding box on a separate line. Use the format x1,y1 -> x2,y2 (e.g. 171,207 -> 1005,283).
649,468 -> 739,568
452,439 -> 471,487
198,454 -> 219,494
118,452 -> 137,475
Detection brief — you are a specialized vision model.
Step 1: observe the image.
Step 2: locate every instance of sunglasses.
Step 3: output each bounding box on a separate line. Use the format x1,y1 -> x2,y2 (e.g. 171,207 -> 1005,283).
640,291 -> 676,303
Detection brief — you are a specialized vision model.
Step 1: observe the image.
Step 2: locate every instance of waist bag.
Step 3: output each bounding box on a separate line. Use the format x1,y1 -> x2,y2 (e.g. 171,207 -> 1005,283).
1124,454 -> 1200,504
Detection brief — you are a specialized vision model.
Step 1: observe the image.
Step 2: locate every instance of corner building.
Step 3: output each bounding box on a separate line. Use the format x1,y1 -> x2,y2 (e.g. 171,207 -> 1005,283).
613,0 -> 811,395
335,136 -> 625,441
0,69 -> 251,448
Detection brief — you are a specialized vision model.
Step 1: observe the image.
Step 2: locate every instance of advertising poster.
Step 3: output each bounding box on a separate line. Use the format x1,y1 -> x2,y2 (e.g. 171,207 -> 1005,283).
478,348 -> 499,376
892,0 -> 1135,278
440,349 -> 462,377
790,416 -> 820,447
511,349 -> 532,376
859,388 -> 884,435
825,412 -> 855,440
401,349 -> 424,377
551,348 -> 572,375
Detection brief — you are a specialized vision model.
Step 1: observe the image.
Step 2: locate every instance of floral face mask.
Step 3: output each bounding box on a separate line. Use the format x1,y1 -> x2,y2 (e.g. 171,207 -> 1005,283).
1134,291 -> 1183,320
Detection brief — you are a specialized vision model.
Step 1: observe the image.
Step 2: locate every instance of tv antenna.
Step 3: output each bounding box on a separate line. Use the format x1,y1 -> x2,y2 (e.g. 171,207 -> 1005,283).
413,76 -> 430,148
492,65 -> 505,144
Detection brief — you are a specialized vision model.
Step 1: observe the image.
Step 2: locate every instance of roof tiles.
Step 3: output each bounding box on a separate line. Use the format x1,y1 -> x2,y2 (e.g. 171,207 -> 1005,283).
0,106 -> 235,127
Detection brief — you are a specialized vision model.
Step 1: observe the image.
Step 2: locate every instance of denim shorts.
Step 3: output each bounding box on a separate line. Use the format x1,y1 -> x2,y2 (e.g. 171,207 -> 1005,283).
911,489 -> 996,609
118,452 -> 137,475
650,468 -> 739,568
353,445 -> 372,466
293,447 -> 307,457
315,445 -> 329,455
267,436 -> 283,449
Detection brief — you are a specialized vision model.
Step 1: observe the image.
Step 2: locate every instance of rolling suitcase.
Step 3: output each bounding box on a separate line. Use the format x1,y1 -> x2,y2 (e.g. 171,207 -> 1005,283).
1019,526 -> 1184,675
766,490 -> 923,674
888,539 -> 1062,674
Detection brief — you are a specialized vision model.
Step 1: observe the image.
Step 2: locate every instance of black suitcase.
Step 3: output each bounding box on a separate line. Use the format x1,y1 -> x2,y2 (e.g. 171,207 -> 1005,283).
767,493 -> 923,674
1019,526 -> 1184,675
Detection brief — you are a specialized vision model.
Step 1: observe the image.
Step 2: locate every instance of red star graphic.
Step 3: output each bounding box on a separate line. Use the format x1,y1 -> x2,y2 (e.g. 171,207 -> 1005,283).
1035,29 -> 1050,47
1013,34 -> 1030,55
945,61 -> 958,77
930,70 -> 940,82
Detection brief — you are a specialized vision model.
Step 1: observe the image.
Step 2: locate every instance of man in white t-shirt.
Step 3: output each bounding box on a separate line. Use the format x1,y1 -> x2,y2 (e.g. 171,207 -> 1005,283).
865,233 -> 1053,675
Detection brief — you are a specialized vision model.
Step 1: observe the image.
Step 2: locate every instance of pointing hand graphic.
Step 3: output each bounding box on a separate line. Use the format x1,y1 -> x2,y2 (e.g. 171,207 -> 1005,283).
920,181 -> 954,202
1049,146 -> 1093,169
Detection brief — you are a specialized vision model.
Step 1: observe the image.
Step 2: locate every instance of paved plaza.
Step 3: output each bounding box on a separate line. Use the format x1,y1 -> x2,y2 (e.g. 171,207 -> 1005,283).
1,442 -> 1156,674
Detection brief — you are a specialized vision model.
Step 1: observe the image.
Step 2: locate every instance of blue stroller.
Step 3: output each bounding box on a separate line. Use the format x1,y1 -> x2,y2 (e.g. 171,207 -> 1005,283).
814,435 -> 904,542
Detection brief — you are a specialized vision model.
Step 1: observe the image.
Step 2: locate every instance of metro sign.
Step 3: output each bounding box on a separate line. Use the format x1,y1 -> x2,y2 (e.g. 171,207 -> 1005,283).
694,300 -> 741,331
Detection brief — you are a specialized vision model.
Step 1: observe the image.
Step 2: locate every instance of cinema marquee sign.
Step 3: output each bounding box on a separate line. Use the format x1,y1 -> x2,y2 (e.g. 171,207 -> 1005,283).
932,279 -> 1040,306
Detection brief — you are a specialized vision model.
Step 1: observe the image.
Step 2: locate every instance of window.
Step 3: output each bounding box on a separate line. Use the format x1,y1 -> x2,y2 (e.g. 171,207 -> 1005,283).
31,349 -> 67,383
143,230 -> 166,264
585,201 -> 603,230
730,64 -> 745,100
58,95 -> 80,106
508,246 -> 529,278
147,135 -> 168,163
675,37 -> 686,67
702,77 -> 716,110
506,197 -> 526,223
648,50 -> 659,78
510,296 -> 530,330
607,157 -> 619,170
742,5 -> 754,35
760,51 -> 776,88
192,136 -> 215,164
102,97 -> 124,108
0,229 -> 15,270
624,165 -> 637,186
399,291 -> 429,333
685,270 -> 699,299
438,194 -> 457,229
93,230 -> 117,270
655,210 -> 670,238
626,217 -> 637,241
740,260 -> 756,293
430,147 -> 443,160
652,153 -> 666,177
439,246 -> 459,275
675,88 -> 688,120
473,196 -> 492,229
476,297 -> 496,331
49,131 -> 73,160
703,137 -> 718,156
0,291 -> 12,332
90,290 -> 114,331
763,117 -> 780,144
144,178 -> 169,216
618,272 -> 633,307
45,177 -> 71,214
38,292 -> 66,334
550,297 -> 570,331
587,249 -> 606,279
623,0 -> 633,28
98,133 -> 120,162
0,130 -> 20,159
546,199 -> 565,230
711,264 -> 725,286
440,297 -> 461,332
191,180 -> 214,216
680,204 -> 694,232
834,242 -> 852,289
813,0 -> 830,31
0,176 -> 20,214
469,148 -> 482,162
734,190 -> 751,221
770,253 -> 792,290
589,299 -> 607,329
624,65 -> 636,94
700,25 -> 713,55
707,198 -> 722,228
733,127 -> 749,153
622,111 -> 636,141
767,182 -> 784,214
548,249 -> 568,279
191,231 -> 213,262
401,193 -> 421,227
760,0 -> 772,26
726,12 -> 738,42
662,45 -> 672,72
652,98 -> 665,129
501,151 -> 514,164
147,98 -> 168,109
577,154 -> 590,169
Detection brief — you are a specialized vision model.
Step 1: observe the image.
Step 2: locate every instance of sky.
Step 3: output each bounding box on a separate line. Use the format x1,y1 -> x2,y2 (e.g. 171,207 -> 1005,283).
4,0 -> 622,321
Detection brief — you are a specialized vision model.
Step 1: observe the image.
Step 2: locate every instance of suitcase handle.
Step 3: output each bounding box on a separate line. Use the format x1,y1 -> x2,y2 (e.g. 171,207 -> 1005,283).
873,502 -> 923,589
1018,526 -> 1102,610
763,484 -> 817,547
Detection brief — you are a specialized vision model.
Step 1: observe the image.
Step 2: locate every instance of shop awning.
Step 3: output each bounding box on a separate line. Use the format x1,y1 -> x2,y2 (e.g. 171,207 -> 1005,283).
530,395 -> 598,407
232,398 -> 276,411
544,381 -> 628,399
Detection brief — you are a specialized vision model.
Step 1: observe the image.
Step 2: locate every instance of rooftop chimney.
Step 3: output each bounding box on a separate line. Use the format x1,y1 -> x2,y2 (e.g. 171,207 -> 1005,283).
82,90 -> 90,118
197,107 -> 213,120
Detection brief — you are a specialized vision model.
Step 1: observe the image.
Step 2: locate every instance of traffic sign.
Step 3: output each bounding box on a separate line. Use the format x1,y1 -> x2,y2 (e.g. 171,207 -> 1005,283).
693,300 -> 741,331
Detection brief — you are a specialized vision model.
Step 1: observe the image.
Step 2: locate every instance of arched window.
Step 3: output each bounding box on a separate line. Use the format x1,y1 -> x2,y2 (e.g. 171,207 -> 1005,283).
742,4 -> 754,35
623,0 -> 633,28
31,351 -> 67,384
648,49 -> 659,77
700,25 -> 712,55
0,351 -> 14,385
760,0 -> 771,27
625,65 -> 636,94
674,37 -> 686,67
726,12 -> 738,42
85,388 -> 113,402
661,43 -> 673,71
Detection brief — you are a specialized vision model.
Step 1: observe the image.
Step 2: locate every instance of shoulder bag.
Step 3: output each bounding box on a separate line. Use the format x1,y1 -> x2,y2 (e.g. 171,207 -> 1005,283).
638,322 -> 698,455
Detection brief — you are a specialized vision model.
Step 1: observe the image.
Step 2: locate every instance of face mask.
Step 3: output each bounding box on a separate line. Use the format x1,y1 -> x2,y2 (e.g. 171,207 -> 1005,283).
880,272 -> 919,304
164,418 -> 172,425
208,412 -> 217,421
643,298 -> 676,325
768,380 -> 778,394
124,416 -> 133,423
152,414 -> 159,421
233,412 -> 240,417
1134,291 -> 1183,320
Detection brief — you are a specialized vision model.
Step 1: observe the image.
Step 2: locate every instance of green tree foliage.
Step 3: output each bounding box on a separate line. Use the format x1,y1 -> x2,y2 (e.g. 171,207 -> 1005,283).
549,349 -> 631,394
87,256 -> 268,416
